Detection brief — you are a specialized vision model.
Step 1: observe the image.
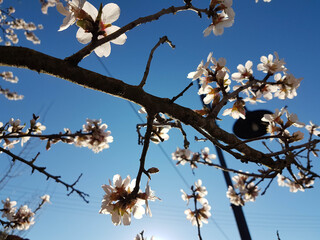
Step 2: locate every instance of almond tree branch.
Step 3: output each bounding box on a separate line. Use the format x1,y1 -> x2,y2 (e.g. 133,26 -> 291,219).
0,146 -> 89,203
65,5 -> 208,65
0,46 -> 279,169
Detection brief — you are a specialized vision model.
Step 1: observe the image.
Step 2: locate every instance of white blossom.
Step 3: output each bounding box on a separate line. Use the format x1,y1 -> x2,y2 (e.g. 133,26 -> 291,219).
76,2 -> 127,57
257,52 -> 286,74
56,0 -> 86,31
231,60 -> 253,82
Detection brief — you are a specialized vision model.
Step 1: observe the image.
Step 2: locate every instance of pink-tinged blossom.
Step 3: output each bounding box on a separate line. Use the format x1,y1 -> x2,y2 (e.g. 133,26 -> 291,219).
30,118 -> 46,134
184,203 -> 211,227
243,182 -> 259,202
194,179 -> 208,197
204,8 -> 235,36
226,186 -> 243,206
257,52 -> 286,74
75,119 -> 113,153
222,99 -> 246,119
255,83 -> 278,100
172,147 -> 192,166
211,56 -> 228,72
231,60 -> 253,82
288,131 -> 304,142
8,118 -> 24,133
216,69 -> 231,92
76,2 -> 127,57
201,147 -> 216,163
100,174 -> 145,226
274,73 -> 302,99
284,111 -> 305,128
261,108 -> 286,125
199,85 -> 220,105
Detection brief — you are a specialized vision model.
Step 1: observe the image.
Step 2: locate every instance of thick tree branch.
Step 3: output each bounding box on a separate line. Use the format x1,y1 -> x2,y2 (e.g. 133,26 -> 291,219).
0,46 -> 276,169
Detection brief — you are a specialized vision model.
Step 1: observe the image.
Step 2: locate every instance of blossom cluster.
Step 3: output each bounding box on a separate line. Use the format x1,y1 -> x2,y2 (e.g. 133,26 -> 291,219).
181,180 -> 211,227
261,107 -> 305,143
0,71 -> 23,100
0,1 -> 42,45
189,52 -> 302,120
226,173 -> 259,206
0,117 -> 46,150
0,195 -> 50,230
0,86 -> 23,100
277,173 -> 315,193
0,117 -> 113,153
73,119 -> 113,153
99,174 -> 159,225
172,147 -> 216,169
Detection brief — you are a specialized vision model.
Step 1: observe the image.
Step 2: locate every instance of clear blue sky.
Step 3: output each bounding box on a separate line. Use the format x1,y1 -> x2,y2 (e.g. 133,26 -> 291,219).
1,0 -> 320,239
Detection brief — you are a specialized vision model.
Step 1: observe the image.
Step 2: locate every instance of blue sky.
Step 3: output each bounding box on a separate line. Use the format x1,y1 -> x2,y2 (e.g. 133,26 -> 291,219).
1,0 -> 320,239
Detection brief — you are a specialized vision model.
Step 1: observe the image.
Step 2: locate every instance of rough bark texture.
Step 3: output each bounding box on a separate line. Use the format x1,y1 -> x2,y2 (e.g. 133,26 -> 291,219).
0,46 -> 276,169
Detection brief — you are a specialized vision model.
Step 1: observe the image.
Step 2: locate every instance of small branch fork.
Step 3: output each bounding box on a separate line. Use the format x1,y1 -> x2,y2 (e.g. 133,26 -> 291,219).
132,113 -> 156,195
0,147 -> 89,203
139,36 -> 175,88
65,4 -> 209,65
136,119 -> 190,149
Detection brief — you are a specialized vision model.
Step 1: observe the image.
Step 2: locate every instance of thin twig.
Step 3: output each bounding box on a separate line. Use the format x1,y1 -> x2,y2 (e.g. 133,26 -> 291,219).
139,36 -> 175,88
0,147 -> 89,203
132,113 -> 155,195
65,5 -> 208,65
171,82 -> 194,103
226,134 -> 283,149
265,139 -> 320,158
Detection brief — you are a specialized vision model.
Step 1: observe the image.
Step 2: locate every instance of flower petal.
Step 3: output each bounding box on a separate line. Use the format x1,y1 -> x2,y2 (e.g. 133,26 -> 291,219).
56,2 -> 69,16
102,3 -> 120,24
59,14 -> 75,31
76,28 -> 92,44
94,41 -> 111,57
83,1 -> 98,20
105,25 -> 127,45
